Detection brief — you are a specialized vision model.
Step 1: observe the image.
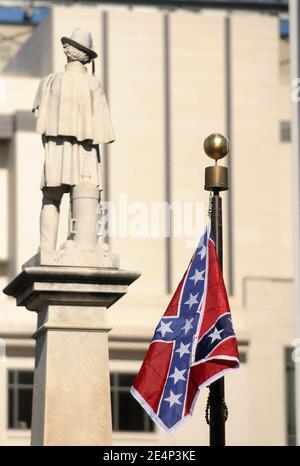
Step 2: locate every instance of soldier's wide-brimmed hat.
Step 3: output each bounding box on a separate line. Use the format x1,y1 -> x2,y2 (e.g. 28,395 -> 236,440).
61,28 -> 97,59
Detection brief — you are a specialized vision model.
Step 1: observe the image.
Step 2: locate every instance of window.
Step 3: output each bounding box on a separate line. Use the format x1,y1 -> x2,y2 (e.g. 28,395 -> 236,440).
110,373 -> 154,433
279,18 -> 289,40
8,370 -> 33,430
285,347 -> 296,446
280,121 -> 291,143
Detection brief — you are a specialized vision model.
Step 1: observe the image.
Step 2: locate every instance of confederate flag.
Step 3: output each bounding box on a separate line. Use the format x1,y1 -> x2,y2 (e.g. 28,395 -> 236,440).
131,223 -> 239,433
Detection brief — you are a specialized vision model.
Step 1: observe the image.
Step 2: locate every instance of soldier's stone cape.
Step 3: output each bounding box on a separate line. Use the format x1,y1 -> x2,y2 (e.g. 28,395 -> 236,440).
32,61 -> 115,145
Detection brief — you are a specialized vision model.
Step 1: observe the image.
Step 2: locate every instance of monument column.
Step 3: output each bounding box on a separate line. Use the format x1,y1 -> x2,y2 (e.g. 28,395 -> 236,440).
4,265 -> 140,446
3,27 -> 138,446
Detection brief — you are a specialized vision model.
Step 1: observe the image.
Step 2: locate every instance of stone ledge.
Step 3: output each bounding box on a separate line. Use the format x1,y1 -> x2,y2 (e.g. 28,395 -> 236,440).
3,265 -> 140,312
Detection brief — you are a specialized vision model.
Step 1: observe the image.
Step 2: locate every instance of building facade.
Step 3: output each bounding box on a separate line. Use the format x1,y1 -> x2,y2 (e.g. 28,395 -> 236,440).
0,2 -> 295,445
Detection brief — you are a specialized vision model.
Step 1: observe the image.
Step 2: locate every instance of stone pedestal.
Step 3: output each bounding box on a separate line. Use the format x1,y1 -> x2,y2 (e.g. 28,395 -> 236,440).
3,265 -> 140,446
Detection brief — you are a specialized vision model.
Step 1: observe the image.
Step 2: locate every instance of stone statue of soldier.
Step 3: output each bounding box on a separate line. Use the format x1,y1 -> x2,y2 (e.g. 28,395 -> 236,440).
32,28 -> 115,252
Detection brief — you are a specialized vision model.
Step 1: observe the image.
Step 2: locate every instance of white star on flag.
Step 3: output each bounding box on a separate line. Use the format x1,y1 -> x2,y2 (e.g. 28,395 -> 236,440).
169,367 -> 186,384
189,268 -> 205,285
208,327 -> 224,344
164,390 -> 182,407
184,292 -> 199,309
157,320 -> 173,338
175,342 -> 191,358
181,318 -> 194,335
198,245 -> 206,260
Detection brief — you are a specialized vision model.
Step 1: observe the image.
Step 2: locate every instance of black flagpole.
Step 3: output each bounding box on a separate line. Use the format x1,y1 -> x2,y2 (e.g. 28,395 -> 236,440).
204,133 -> 230,446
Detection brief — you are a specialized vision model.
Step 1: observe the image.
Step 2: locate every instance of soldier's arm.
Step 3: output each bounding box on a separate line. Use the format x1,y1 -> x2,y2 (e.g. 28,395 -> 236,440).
32,74 -> 53,117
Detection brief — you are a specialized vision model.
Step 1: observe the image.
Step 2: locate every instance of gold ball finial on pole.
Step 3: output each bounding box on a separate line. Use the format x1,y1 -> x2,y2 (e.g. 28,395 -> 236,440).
204,133 -> 230,161
204,133 -> 230,191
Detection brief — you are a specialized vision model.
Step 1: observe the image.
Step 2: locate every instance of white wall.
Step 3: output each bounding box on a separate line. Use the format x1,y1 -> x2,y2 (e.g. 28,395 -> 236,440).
3,13 -> 52,77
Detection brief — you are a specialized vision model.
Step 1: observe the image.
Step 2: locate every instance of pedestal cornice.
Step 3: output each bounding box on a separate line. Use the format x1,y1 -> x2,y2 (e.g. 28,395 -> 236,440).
3,265 -> 140,312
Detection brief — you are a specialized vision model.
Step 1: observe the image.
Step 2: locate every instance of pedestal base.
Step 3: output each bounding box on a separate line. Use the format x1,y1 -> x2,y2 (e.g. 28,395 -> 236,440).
3,264 -> 140,445
32,306 -> 112,445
